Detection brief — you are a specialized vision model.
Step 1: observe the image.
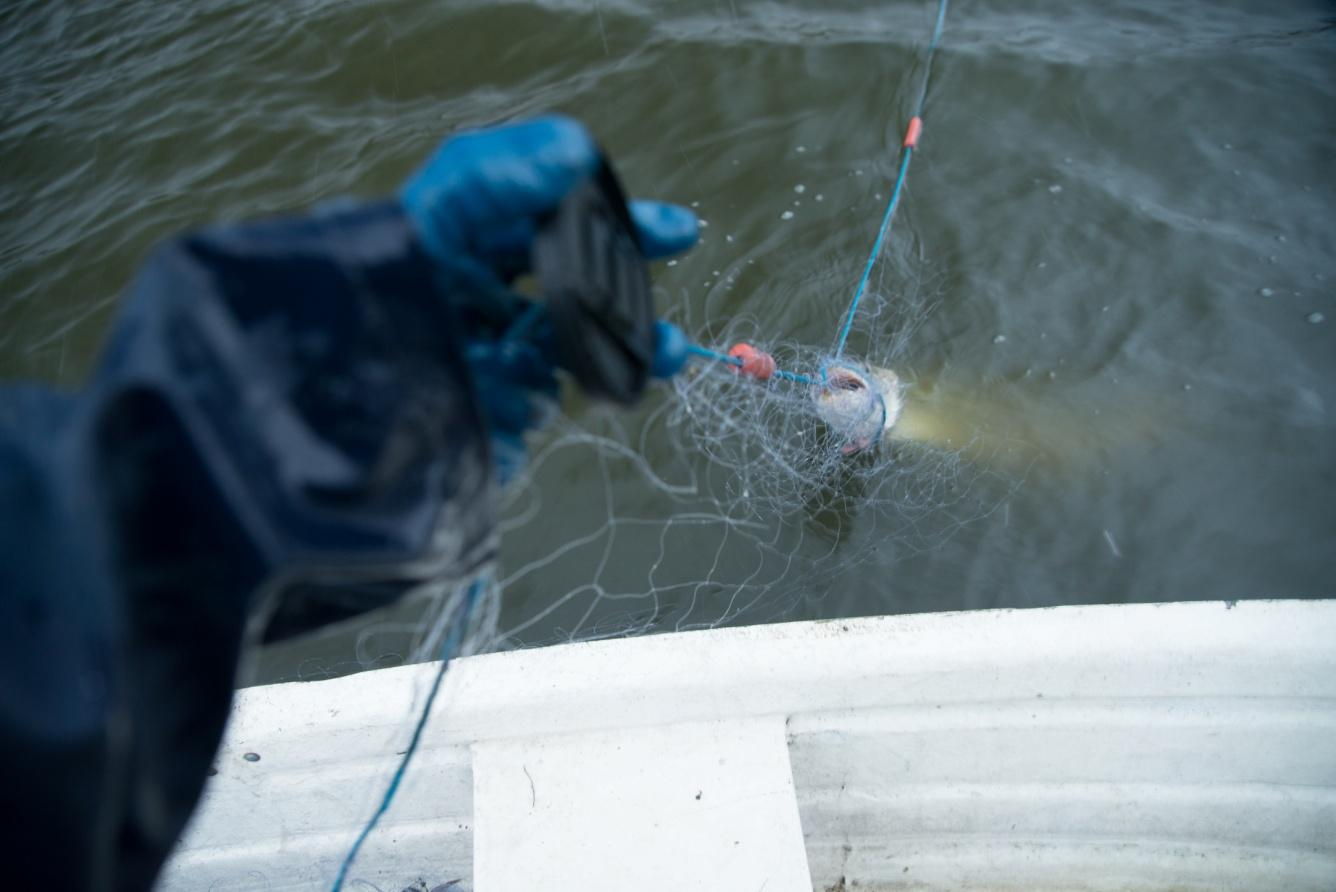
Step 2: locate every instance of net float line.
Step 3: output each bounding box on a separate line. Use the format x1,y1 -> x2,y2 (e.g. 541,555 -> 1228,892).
684,340 -> 903,455
685,342 -> 813,385
672,0 -> 949,453
833,0 -> 948,359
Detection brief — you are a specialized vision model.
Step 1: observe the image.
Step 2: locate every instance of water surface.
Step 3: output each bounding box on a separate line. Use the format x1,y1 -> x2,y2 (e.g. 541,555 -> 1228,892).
2,0 -> 1333,682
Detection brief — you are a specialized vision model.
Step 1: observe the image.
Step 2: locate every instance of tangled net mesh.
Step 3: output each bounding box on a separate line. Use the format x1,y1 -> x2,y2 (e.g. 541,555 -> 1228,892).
482,248 -> 1000,652
246,228 -> 1009,684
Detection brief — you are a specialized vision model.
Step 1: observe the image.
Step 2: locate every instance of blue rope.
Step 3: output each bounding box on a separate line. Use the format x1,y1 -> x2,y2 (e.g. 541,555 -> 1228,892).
686,343 -> 741,366
684,0 -> 948,376
686,343 -> 813,385
832,0 -> 949,358
832,148 -> 914,358
329,577 -> 487,892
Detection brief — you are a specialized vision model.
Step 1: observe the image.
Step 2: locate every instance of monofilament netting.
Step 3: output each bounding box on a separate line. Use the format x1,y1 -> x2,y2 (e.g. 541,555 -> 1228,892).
482,243 -> 1006,652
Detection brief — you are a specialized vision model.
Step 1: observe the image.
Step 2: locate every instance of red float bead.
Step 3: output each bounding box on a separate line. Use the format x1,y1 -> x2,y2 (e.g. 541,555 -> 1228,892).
727,343 -> 776,381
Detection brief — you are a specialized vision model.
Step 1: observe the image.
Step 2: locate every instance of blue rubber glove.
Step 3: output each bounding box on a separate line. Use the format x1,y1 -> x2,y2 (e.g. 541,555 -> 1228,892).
400,115 -> 698,483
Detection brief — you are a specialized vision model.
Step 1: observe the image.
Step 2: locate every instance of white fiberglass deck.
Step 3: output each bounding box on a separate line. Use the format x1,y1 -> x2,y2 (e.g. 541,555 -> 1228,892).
161,599 -> 1336,891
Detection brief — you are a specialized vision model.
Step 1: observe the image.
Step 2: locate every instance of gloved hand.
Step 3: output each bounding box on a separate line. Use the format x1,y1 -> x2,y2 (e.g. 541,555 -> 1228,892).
400,115 -> 698,483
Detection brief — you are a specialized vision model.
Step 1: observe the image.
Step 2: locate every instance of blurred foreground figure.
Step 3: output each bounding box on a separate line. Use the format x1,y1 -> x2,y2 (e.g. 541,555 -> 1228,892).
0,116 -> 696,890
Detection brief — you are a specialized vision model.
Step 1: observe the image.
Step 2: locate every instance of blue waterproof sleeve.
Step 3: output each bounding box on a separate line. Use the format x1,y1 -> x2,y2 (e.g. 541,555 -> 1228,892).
0,200 -> 494,890
0,114 -> 698,891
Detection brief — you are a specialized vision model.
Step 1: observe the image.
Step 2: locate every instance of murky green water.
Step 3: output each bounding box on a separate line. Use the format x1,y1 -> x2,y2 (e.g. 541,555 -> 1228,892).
3,0 -> 1333,683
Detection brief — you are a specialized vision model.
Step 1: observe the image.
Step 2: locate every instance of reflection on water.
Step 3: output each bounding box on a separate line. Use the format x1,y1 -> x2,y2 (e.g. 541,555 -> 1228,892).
892,367 -> 1167,474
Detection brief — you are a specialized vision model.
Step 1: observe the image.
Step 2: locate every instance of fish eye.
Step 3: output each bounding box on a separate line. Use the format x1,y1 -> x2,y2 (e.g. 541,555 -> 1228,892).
831,373 -> 865,392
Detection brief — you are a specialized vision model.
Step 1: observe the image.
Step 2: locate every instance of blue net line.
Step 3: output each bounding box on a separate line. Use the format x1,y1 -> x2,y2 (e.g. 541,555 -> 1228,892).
330,576 -> 487,891
832,0 -> 949,358
690,0 -> 950,374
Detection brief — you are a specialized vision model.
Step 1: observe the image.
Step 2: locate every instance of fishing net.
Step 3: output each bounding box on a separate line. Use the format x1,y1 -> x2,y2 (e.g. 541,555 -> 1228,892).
246,177 -> 1016,687
245,244 -> 1006,688
483,249 -> 999,653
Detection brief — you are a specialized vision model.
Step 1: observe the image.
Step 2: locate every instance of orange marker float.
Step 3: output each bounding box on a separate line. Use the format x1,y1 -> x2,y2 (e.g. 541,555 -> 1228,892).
727,343 -> 777,381
903,116 -> 923,149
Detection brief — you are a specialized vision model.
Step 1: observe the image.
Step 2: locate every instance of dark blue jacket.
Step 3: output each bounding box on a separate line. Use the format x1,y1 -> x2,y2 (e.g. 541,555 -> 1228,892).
0,201 -> 494,890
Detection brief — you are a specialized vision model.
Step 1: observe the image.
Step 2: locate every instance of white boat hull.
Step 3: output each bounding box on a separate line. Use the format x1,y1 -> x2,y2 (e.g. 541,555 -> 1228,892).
161,599 -> 1336,891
